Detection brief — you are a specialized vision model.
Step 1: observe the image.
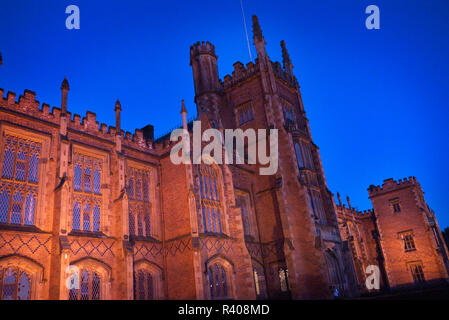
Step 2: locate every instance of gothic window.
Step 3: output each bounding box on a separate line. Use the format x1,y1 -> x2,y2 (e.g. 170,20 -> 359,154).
0,135 -> 41,226
278,267 -> 289,292
294,142 -> 304,169
307,189 -> 326,223
237,103 -> 254,126
302,142 -> 314,170
72,153 -> 102,232
208,263 -> 228,299
69,269 -> 101,300
282,98 -> 296,124
0,267 -> 31,300
252,265 -> 267,299
400,231 -> 416,251
135,270 -> 154,300
284,106 -> 295,123
126,166 -> 151,238
198,165 -> 223,234
236,194 -> 253,236
324,251 -> 344,294
391,200 -> 401,213
409,262 -> 425,283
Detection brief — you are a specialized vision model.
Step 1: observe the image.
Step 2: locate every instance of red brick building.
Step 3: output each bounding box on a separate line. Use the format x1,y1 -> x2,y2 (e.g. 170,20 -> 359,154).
0,16 -> 367,300
337,177 -> 449,293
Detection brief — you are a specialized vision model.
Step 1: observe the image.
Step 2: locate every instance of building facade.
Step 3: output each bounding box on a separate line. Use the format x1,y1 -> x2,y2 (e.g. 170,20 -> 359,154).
0,16 -> 360,300
336,177 -> 449,293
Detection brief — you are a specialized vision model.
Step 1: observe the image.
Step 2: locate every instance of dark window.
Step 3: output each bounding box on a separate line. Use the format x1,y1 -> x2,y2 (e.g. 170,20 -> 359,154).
410,263 -> 425,283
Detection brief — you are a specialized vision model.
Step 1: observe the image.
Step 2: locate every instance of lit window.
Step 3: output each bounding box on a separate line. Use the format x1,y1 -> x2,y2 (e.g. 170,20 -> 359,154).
0,135 -> 41,226
400,231 -> 416,251
279,267 -> 289,292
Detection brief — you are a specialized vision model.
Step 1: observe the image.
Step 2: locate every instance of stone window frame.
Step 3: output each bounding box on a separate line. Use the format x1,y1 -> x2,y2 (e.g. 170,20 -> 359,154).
389,198 -> 401,213
125,160 -> 159,240
0,254 -> 45,300
251,259 -> 267,299
67,257 -> 112,300
0,124 -> 51,230
398,230 -> 416,252
234,101 -> 254,127
133,259 -> 164,300
407,261 -> 425,284
235,188 -> 257,239
197,163 -> 227,235
70,144 -> 109,235
204,254 -> 235,300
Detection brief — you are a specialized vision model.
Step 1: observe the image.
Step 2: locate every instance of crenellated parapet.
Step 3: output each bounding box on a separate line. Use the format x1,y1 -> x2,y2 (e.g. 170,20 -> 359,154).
222,60 -> 260,89
368,176 -> 419,197
0,86 -> 161,153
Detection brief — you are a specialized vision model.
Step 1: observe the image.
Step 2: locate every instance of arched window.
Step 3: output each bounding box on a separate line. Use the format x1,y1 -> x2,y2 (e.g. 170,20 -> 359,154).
136,270 -> 154,300
0,267 -> 31,300
252,263 -> 267,299
72,153 -> 102,232
69,269 -> 101,300
0,135 -> 41,226
236,194 -> 253,236
324,251 -> 343,295
198,165 -> 223,234
278,267 -> 289,292
208,263 -> 228,299
294,142 -> 304,169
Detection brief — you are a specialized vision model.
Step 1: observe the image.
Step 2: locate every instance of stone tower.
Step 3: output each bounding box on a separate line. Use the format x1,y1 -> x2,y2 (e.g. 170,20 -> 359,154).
368,177 -> 449,289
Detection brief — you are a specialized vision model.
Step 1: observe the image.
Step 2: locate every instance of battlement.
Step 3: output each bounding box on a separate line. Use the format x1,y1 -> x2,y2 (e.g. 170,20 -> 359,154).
223,60 -> 260,89
190,41 -> 216,60
0,86 -> 159,153
336,204 -> 374,221
368,176 -> 419,196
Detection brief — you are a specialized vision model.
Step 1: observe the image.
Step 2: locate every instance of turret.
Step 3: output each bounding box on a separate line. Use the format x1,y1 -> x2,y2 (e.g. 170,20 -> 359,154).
190,41 -> 221,98
115,99 -> 122,133
190,41 -> 223,128
60,77 -> 69,115
180,99 -> 188,130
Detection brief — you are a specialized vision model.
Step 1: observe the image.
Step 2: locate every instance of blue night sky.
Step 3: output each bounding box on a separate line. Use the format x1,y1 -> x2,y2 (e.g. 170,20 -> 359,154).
0,1 -> 448,227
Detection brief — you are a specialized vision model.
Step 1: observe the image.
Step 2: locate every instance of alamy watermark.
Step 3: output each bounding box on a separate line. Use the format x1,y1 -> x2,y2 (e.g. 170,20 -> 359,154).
169,121 -> 279,175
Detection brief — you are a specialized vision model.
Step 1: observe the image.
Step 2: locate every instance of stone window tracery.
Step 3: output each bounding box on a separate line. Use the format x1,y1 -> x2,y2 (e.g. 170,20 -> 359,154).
72,153 -> 102,232
0,267 -> 31,300
126,166 -> 151,238
198,165 -> 223,234
0,134 -> 41,226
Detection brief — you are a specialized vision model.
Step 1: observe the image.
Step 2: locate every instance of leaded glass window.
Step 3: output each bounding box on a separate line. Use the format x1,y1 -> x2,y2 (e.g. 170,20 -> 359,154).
0,267 -> 31,300
0,134 -> 41,226
135,270 -> 153,300
126,166 -> 151,238
69,269 -> 101,300
208,263 -> 228,299
72,153 -> 102,232
198,165 -> 223,234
